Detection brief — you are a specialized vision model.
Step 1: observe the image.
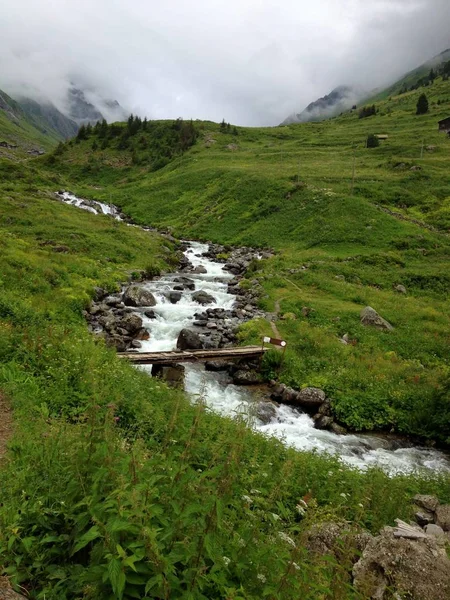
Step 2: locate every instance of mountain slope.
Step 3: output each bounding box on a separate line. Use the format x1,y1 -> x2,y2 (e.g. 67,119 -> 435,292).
0,88 -> 62,156
18,96 -> 78,139
282,85 -> 362,124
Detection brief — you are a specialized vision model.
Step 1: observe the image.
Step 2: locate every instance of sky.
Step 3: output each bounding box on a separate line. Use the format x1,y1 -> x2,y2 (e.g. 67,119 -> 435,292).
0,0 -> 449,126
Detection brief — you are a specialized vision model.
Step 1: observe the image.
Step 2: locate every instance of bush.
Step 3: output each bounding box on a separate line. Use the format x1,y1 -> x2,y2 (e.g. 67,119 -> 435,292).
416,93 -> 429,115
366,134 -> 380,148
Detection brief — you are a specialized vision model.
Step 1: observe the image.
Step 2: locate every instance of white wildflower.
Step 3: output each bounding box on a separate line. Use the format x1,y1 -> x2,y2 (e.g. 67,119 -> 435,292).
358,503 -> 364,508
257,573 -> 266,583
340,493 -> 347,499
292,562 -> 300,571
278,532 -> 296,548
262,472 -> 268,477
271,513 -> 281,521
298,499 -> 308,509
295,504 -> 306,516
328,470 -> 334,476
250,489 -> 261,495
242,495 -> 253,504
238,537 -> 246,547
223,556 -> 231,566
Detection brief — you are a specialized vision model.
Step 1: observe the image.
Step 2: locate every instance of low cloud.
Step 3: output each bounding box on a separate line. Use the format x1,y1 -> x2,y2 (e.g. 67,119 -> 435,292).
0,0 -> 448,126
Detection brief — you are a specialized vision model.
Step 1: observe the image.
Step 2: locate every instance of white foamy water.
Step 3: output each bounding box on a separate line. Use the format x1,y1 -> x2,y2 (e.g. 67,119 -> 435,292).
57,191 -> 122,219
56,194 -> 450,475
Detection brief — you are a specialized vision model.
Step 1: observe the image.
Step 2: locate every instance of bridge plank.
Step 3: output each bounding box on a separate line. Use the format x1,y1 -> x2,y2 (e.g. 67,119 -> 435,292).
117,345 -> 267,364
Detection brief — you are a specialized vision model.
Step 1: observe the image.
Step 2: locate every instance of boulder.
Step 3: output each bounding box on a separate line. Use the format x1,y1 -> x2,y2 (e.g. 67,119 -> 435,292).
205,361 -> 230,371
435,505 -> 450,531
144,309 -> 157,319
254,401 -> 277,424
135,328 -> 150,341
425,524 -> 445,538
304,521 -> 372,564
173,276 -> 195,290
123,285 -> 157,307
104,295 -> 122,307
314,415 -> 334,430
176,328 -> 203,350
360,306 -> 394,331
415,510 -> 435,527
330,422 -> 347,435
166,291 -> 182,304
353,526 -> 450,600
192,265 -> 208,274
414,494 -> 439,513
192,291 -> 216,305
395,284 -> 407,294
289,387 -> 326,412
119,314 -> 143,334
233,370 -> 262,385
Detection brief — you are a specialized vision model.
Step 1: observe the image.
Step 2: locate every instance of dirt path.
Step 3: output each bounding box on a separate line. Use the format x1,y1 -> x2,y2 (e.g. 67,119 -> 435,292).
270,298 -> 283,338
0,393 -> 13,465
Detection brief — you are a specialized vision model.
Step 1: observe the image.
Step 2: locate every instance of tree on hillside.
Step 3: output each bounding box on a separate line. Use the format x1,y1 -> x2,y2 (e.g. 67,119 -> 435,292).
76,124 -> 87,141
359,105 -> 376,119
220,119 -> 227,132
366,134 -> 379,148
416,93 -> 429,115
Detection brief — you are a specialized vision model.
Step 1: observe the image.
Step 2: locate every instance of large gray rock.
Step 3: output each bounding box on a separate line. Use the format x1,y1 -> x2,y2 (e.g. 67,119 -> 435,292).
166,291 -> 182,304
173,276 -> 195,290
295,387 -> 326,407
353,526 -> 450,600
360,306 -> 394,331
192,265 -> 207,274
192,291 -> 216,305
176,328 -> 203,350
435,505 -> 450,531
314,415 -> 334,430
123,285 -> 157,307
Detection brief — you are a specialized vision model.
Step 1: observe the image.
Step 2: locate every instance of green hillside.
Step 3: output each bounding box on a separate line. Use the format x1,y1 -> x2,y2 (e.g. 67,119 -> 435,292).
0,89 -> 62,158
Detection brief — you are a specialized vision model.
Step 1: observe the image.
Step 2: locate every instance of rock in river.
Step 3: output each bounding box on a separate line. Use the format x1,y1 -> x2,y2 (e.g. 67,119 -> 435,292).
192,290 -> 216,305
123,285 -> 157,307
177,328 -> 203,350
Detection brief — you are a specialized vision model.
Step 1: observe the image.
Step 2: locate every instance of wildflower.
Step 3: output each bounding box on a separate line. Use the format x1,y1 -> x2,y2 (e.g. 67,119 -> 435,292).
358,503 -> 364,508
242,495 -> 253,504
295,504 -> 306,516
223,556 -> 231,566
257,573 -> 266,583
278,532 -> 296,548
238,537 -> 246,547
297,499 -> 308,509
197,469 -> 202,473
262,472 -> 268,477
271,513 -> 281,521
328,470 -> 334,476
250,489 -> 261,495
340,493 -> 347,499
292,562 -> 300,571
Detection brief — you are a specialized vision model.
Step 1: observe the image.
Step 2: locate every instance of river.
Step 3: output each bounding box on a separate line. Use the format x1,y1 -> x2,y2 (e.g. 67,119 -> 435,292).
56,191 -> 450,475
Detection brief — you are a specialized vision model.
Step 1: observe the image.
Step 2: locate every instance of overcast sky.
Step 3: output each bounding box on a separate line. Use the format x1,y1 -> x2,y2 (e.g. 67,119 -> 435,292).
1,0 -> 449,126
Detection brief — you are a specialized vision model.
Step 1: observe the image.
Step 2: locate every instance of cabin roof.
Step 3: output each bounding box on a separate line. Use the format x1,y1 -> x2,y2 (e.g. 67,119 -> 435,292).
438,116 -> 450,124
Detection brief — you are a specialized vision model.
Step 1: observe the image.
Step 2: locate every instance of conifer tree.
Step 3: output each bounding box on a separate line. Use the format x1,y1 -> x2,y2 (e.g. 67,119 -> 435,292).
416,93 -> 429,115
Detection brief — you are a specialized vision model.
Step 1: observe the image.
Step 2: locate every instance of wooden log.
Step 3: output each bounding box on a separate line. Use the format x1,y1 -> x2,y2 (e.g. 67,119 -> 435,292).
117,345 -> 267,365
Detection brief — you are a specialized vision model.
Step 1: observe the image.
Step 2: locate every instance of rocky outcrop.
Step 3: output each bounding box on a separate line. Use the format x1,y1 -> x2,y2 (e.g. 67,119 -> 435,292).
352,525 -> 450,600
360,306 -> 394,331
254,401 -> 277,424
233,370 -> 263,385
123,285 -> 156,307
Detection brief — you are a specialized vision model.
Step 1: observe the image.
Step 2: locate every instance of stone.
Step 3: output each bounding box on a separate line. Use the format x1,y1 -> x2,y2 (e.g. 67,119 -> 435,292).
205,361 -> 230,371
301,306 -> 313,317
314,415 -> 334,430
360,306 -> 394,331
176,328 -> 203,350
130,340 -> 142,349
119,314 -> 143,334
0,577 -> 28,599
144,309 -> 157,319
330,422 -> 347,435
233,370 -> 262,385
292,387 -> 326,411
414,494 -> 439,513
415,510 -> 435,527
173,285 -> 184,291
93,286 -> 106,301
435,505 -> 450,531
254,401 -> 277,424
123,285 -> 157,307
192,265 -> 208,274
134,328 -> 150,341
193,320 -> 207,327
151,363 -> 185,388
304,521 -> 372,564
425,524 -> 445,538
353,526 -> 450,600
166,291 -> 182,304
104,295 -> 122,306
192,291 -> 216,305
281,312 -> 297,320
173,276 -> 195,290
395,284 -> 407,294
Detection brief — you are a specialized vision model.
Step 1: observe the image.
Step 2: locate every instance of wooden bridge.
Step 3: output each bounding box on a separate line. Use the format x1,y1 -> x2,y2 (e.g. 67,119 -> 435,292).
117,345 -> 267,365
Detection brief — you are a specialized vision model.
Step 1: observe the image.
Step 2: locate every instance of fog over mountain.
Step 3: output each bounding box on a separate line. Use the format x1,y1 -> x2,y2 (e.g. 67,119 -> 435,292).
0,0 -> 449,126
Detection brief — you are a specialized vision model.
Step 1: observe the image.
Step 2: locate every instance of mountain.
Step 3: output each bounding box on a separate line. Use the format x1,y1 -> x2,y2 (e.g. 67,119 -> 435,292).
67,86 -> 128,126
281,85 -> 363,125
18,97 -> 78,139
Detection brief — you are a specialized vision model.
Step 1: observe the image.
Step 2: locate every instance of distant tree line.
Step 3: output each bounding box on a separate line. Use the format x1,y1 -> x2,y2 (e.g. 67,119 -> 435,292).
399,61 -> 450,95
75,116 -> 198,171
220,119 -> 238,135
